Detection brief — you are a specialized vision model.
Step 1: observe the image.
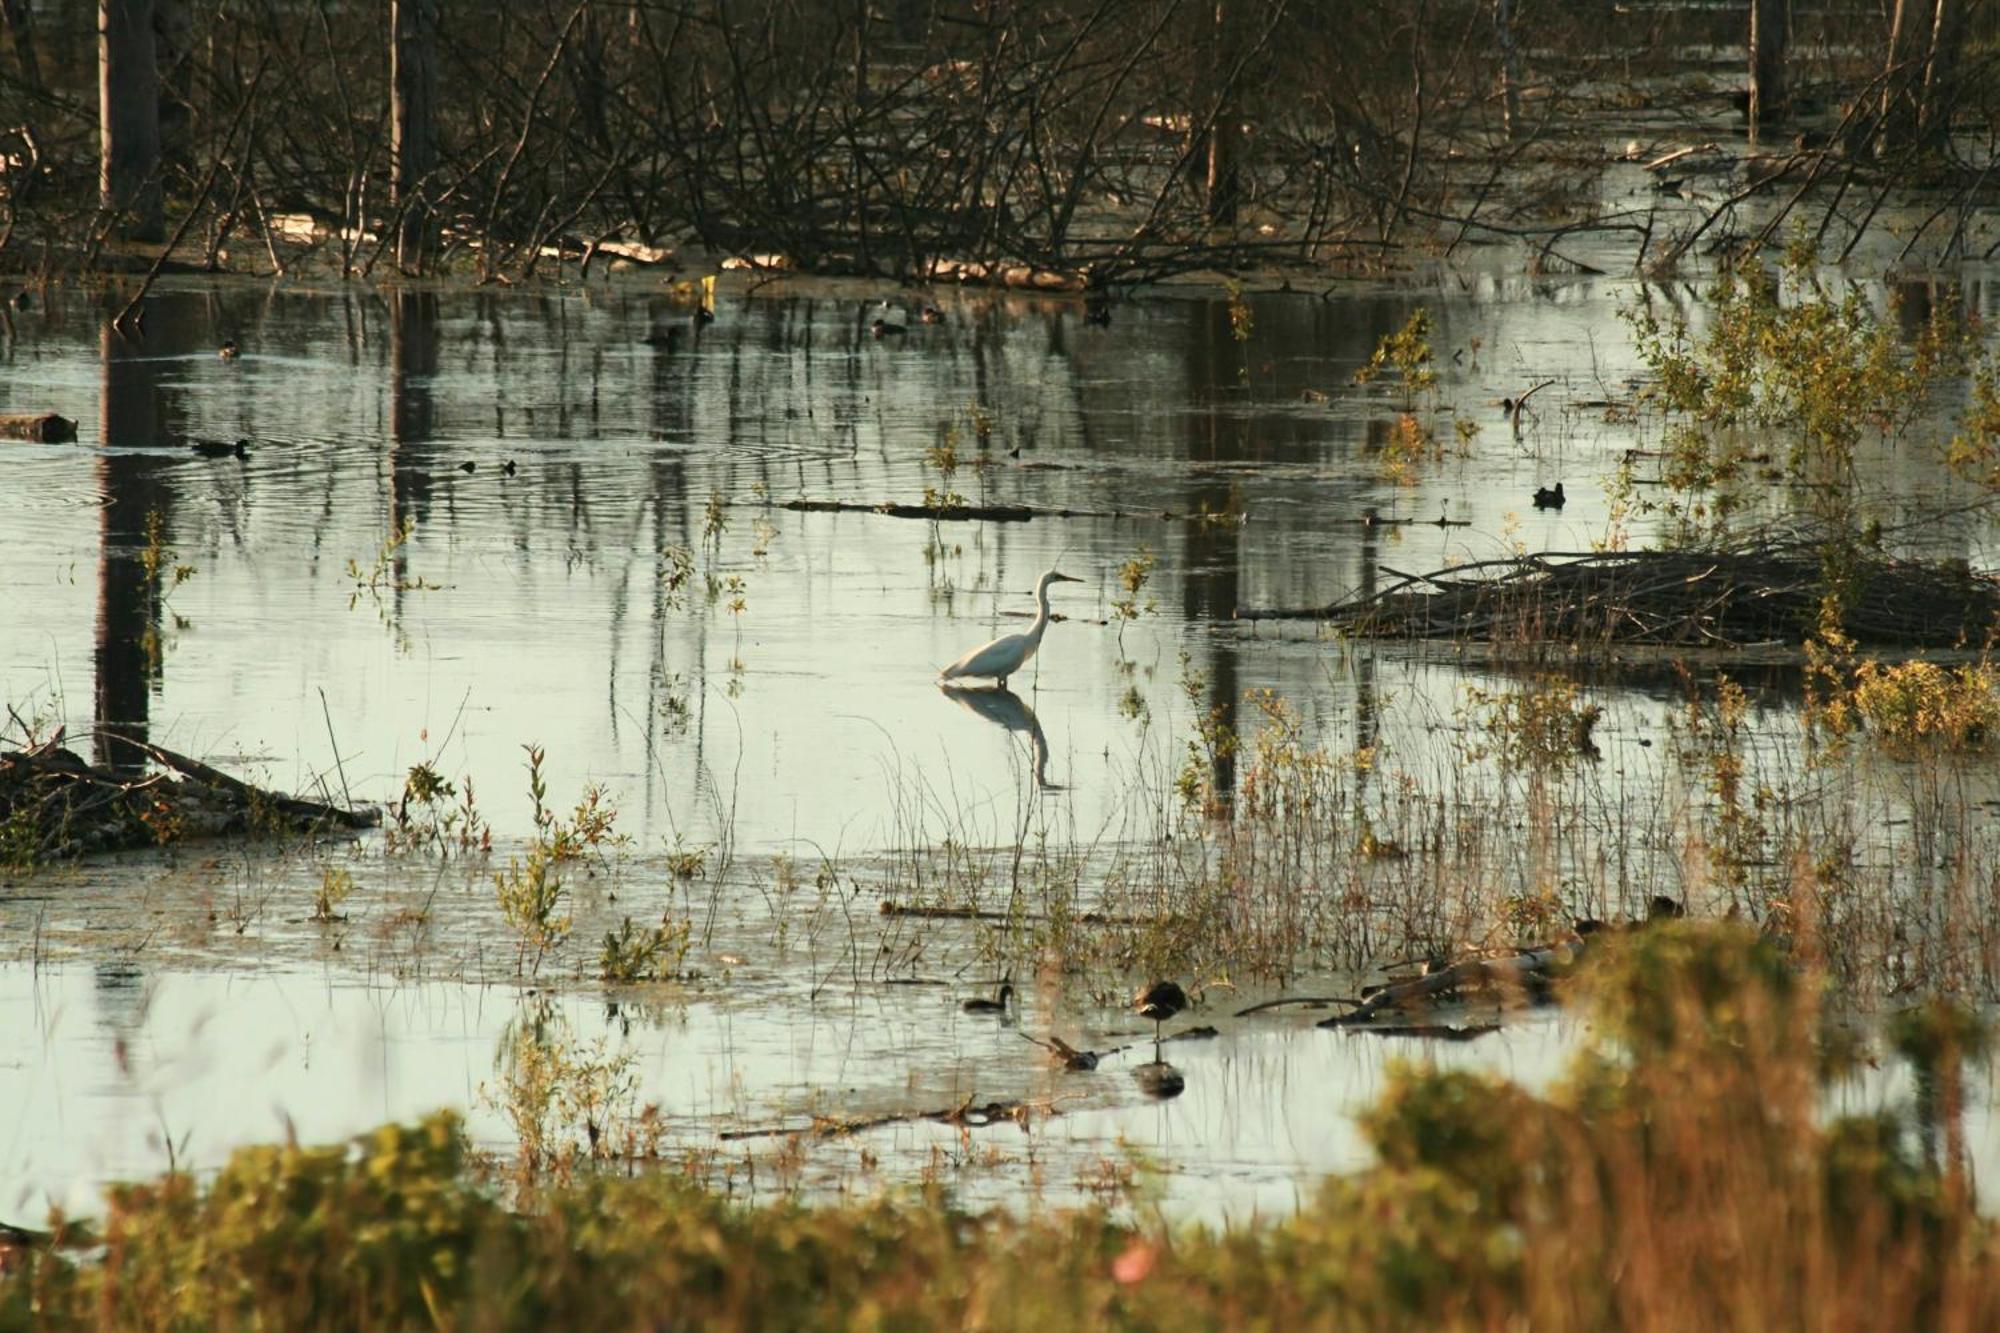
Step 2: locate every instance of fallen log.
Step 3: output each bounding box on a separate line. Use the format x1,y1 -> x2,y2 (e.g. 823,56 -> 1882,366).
777,497 -> 1219,524
879,899 -> 1149,927
784,498 -> 1037,523
1237,544 -> 2000,650
1317,944 -> 1575,1027
1347,1022 -> 1503,1041
718,1092 -> 1051,1141
0,412 -> 77,443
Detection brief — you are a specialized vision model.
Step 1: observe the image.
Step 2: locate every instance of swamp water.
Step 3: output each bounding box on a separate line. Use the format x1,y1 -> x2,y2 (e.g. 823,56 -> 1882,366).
3,272 -> 1999,1223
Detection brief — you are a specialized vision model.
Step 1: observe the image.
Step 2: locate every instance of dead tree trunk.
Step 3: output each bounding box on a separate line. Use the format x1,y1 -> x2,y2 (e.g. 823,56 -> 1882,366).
99,0 -> 164,241
1204,0 -> 1241,226
1,0 -> 42,92
1748,0 -> 1787,140
1879,0 -> 1929,154
391,0 -> 439,271
1921,0 -> 1968,152
1493,0 -> 1522,141
154,0 -> 191,174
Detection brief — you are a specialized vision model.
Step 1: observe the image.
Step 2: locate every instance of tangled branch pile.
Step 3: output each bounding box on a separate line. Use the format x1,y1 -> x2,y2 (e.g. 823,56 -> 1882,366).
0,733 -> 376,865
1267,546 -> 2000,651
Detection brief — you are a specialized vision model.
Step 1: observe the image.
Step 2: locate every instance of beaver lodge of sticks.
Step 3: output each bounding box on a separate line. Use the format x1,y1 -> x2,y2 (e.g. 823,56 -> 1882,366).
1,730 -> 376,864
1241,542 -> 2000,653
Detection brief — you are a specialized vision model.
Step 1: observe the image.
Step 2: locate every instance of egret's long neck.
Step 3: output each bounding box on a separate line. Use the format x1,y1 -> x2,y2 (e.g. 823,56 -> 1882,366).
1027,581 -> 1054,639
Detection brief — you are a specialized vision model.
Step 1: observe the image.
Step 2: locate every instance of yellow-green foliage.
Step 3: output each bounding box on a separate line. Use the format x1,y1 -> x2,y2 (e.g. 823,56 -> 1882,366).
1945,363 -> 2000,483
1461,676 -> 1602,771
10,928 -> 1997,1331
1848,659 -> 1999,753
1812,654 -> 2000,755
1628,258 -> 1953,484
1355,308 -> 1437,410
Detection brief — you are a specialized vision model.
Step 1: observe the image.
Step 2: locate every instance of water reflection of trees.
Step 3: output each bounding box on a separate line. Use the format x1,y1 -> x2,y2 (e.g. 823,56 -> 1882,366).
94,308 -> 175,774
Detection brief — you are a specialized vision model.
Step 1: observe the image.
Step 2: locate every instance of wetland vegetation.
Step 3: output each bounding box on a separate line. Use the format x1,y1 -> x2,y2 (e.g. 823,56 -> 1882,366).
5,0 -> 2000,1326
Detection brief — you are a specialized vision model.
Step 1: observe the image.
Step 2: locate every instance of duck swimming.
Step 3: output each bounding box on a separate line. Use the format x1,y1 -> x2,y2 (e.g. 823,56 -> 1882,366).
962,982 -> 1014,1015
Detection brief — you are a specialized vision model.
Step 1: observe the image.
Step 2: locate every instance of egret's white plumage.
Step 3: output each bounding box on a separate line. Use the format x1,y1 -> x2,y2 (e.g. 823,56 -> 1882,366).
939,570 -> 1082,688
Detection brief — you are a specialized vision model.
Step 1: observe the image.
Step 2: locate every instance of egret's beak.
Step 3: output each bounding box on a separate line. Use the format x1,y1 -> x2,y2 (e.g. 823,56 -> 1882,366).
1051,573 -> 1083,583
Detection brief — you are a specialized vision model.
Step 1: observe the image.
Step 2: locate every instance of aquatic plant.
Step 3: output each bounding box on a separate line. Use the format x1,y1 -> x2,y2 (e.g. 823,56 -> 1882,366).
1624,246 -> 1973,541
664,837 -> 710,882
1110,546 -> 1158,642
1354,308 -> 1437,412
1459,676 -> 1603,771
387,756 -> 490,856
137,507 -> 197,668
12,929 -> 1998,1330
483,1004 -> 654,1176
345,517 -> 439,611
1844,659 -> 1999,755
598,911 -> 692,984
310,864 -> 355,923
495,843 -> 571,977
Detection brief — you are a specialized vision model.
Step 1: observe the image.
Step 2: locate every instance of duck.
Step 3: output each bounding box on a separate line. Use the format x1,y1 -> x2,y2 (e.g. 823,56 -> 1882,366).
871,316 -> 907,339
188,437 -> 249,460
919,304 -> 944,324
458,460 -> 476,474
962,982 -> 1014,1015
501,459 -> 518,477
1532,482 -> 1566,510
1133,979 -> 1189,1050
217,338 -> 239,360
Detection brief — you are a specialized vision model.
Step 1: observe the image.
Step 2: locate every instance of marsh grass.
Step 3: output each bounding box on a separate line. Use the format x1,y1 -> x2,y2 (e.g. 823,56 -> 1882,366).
845,647 -> 2000,1005
12,928 -> 1996,1331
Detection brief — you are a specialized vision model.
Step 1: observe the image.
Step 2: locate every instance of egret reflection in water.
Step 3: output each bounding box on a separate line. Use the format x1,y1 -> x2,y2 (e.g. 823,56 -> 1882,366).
939,684 -> 1061,791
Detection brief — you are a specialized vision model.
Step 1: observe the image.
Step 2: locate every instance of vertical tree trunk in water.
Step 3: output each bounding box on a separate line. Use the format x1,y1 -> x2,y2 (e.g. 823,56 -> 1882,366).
392,0 -> 439,271
2,0 -> 43,93
571,4 -> 608,151
1204,0 -> 1240,226
154,0 -> 191,173
1748,0 -> 1787,141
1922,0 -> 1968,152
1492,0 -> 1522,142
1879,0 -> 1927,153
100,0 -> 164,240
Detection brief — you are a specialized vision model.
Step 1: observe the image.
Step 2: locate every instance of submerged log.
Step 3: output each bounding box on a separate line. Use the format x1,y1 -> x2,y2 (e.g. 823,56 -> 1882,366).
778,498 -> 1192,524
718,1093 -> 1051,1141
0,732 -> 376,864
0,412 -> 77,442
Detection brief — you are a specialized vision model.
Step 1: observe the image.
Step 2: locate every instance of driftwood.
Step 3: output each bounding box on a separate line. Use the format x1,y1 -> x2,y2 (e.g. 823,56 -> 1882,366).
1318,945 -> 1574,1028
0,732 -> 376,863
1347,1022 -> 1503,1041
718,1092 -> 1050,1141
879,899 -> 1148,927
1233,994 -> 1360,1017
778,498 -> 1191,524
0,412 -> 76,442
1239,546 -> 2000,650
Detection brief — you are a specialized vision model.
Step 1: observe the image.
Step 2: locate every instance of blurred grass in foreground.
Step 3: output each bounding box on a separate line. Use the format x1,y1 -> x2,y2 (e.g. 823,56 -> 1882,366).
5,925 -> 1995,1331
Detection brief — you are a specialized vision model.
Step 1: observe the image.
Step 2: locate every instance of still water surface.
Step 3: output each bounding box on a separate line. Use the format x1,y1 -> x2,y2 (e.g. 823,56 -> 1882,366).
3,269 -> 1997,1220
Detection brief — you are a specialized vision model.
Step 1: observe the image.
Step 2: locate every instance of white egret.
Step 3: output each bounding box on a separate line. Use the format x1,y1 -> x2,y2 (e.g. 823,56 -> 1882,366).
939,570 -> 1082,689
